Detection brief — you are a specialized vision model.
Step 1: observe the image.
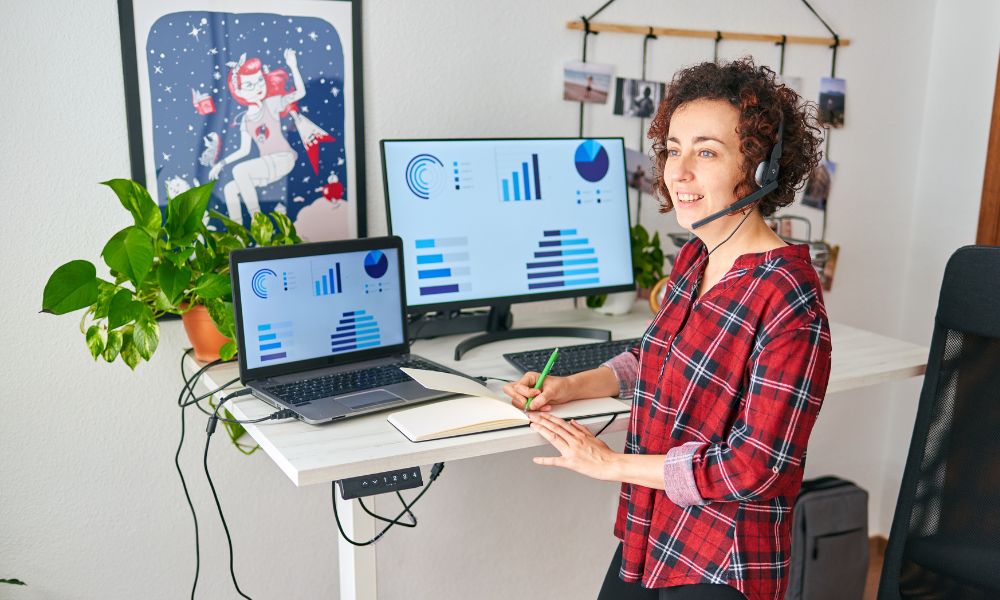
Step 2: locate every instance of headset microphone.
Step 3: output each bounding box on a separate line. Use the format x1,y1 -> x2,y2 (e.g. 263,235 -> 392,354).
691,117 -> 784,230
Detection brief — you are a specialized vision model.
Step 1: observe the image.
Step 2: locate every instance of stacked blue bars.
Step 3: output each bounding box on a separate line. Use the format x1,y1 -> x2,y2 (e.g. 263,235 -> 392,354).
525,229 -> 601,290
414,237 -> 473,296
313,262 -> 342,296
501,153 -> 542,201
330,310 -> 381,354
257,321 -> 293,361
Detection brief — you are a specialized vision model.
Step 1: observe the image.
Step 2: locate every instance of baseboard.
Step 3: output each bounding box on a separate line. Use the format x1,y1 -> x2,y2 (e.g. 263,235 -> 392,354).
870,535 -> 888,558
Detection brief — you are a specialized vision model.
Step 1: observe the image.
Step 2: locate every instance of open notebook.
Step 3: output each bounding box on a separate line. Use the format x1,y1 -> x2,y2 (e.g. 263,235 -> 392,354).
387,368 -> 631,442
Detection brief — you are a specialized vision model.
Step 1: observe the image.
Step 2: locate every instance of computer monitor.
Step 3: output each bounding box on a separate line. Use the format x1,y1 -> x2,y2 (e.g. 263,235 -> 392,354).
381,137 -> 634,358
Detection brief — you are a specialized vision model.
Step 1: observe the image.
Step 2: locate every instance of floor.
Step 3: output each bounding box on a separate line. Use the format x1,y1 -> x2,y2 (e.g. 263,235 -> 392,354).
864,536 -> 887,600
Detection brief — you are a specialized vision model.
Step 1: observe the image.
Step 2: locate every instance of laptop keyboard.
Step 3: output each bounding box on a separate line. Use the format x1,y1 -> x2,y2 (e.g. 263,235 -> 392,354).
262,358 -> 450,406
503,338 -> 641,377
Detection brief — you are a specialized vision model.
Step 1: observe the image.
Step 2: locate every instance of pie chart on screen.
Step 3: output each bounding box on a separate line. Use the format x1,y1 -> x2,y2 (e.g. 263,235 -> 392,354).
364,250 -> 389,279
574,140 -> 610,182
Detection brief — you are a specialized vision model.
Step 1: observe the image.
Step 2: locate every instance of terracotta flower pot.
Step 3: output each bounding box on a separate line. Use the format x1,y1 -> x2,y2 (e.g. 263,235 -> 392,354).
180,304 -> 231,362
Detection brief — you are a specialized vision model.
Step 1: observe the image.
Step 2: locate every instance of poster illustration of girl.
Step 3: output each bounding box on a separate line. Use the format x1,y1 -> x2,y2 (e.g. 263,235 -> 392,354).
142,10 -> 355,241
209,49 -> 330,220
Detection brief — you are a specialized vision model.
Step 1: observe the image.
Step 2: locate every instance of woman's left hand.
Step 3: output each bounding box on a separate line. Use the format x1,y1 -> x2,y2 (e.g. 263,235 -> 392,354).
529,412 -> 618,481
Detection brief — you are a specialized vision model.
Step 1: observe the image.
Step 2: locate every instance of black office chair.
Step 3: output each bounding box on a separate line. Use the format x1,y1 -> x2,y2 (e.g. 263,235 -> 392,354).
878,246 -> 1000,599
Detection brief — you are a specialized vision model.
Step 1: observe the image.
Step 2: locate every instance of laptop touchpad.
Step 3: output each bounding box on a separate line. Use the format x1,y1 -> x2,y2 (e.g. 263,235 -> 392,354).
337,389 -> 404,411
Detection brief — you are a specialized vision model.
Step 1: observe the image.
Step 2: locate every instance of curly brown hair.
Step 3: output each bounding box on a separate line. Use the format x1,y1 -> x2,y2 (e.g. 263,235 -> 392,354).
648,57 -> 823,216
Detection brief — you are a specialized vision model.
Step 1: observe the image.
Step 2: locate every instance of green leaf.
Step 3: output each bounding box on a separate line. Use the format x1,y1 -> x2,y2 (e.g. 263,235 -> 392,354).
585,294 -> 607,308
0,579 -> 26,585
205,299 -> 236,339
120,330 -> 140,370
101,179 -> 162,236
208,209 -> 251,244
107,289 -> 142,330
103,329 -> 123,362
270,211 -> 293,241
249,212 -> 274,245
86,325 -> 107,360
193,273 -> 230,300
166,181 -> 214,240
93,282 -> 117,319
219,340 -> 237,361
157,260 -> 191,302
132,315 -> 160,361
152,289 -> 175,312
102,226 -> 154,287
42,260 -> 98,315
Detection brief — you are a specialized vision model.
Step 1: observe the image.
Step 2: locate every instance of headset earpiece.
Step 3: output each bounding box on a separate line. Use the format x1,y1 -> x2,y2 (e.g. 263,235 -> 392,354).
754,162 -> 767,188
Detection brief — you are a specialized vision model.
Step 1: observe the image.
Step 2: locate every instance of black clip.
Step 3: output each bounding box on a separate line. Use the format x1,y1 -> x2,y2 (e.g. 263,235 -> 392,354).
830,33 -> 840,49
645,26 -> 657,41
581,15 -> 598,37
715,30 -> 723,43
776,34 -> 787,47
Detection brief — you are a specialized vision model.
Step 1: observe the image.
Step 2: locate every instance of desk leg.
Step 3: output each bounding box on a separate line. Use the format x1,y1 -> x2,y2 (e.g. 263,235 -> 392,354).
335,493 -> 377,599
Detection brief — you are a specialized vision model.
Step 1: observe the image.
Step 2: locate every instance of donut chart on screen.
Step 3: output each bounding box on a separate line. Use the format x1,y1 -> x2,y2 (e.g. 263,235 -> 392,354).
574,140 -> 610,182
364,250 -> 389,278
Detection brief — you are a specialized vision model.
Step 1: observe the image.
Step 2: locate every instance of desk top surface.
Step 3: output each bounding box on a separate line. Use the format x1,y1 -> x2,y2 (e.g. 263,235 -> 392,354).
197,301 -> 927,486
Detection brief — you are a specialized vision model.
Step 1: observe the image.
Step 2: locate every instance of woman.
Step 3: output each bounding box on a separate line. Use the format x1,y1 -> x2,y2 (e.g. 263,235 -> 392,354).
209,50 -> 305,222
504,58 -> 830,600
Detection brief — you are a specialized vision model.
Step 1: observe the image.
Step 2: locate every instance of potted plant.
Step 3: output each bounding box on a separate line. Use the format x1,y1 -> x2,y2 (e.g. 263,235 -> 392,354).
586,223 -> 666,315
41,179 -> 301,367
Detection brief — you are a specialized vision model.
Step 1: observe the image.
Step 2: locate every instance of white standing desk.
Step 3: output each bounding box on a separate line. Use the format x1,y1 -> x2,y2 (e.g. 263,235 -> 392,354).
193,301 -> 928,599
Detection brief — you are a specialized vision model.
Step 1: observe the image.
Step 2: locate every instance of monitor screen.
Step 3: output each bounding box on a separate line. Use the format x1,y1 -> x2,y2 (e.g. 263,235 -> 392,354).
234,247 -> 405,370
381,138 -> 634,311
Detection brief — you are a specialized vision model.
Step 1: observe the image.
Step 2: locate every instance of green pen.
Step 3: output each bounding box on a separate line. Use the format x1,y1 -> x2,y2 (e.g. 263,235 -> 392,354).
525,347 -> 559,412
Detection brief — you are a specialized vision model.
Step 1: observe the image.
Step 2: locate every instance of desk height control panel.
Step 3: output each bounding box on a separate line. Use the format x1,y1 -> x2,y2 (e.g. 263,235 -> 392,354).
338,467 -> 424,499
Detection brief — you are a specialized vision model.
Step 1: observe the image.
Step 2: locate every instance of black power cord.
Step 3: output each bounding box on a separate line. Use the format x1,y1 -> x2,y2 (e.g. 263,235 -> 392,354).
332,462 -> 445,547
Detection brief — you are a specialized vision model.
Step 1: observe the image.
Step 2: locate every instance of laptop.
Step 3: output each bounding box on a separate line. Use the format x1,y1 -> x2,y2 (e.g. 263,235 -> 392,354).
230,236 -> 468,424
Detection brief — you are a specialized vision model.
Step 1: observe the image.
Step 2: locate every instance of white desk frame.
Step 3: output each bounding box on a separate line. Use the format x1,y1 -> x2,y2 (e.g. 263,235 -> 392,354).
195,301 -> 928,599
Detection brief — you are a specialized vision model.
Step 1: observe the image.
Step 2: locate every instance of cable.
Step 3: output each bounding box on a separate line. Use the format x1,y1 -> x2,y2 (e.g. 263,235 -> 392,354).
358,492 -> 418,528
332,462 -> 446,547
174,351 -> 201,600
594,412 -> 618,437
202,388 -> 258,600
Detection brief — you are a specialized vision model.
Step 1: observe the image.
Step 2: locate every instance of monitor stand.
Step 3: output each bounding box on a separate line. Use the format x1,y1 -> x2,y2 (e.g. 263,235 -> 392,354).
451,303 -> 610,361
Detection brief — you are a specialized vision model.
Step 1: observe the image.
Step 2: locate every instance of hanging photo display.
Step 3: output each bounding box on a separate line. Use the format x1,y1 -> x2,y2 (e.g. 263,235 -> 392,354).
563,60 -> 614,104
820,243 -> 840,291
613,78 -> 665,118
802,159 -> 836,211
818,77 -> 846,128
625,147 -> 656,194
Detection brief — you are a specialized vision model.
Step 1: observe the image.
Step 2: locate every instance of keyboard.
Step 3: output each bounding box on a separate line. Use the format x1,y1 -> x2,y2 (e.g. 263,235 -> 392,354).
263,358 -> 449,406
503,338 -> 641,377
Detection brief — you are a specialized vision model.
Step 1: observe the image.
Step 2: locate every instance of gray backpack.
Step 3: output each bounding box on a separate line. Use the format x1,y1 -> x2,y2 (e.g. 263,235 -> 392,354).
785,476 -> 869,600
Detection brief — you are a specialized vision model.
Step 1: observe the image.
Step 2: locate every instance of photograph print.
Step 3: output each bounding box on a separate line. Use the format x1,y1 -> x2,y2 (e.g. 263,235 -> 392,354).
613,78 -> 665,118
802,159 -> 836,211
118,0 -> 366,241
818,76 -> 846,128
625,147 -> 656,195
563,61 -> 614,104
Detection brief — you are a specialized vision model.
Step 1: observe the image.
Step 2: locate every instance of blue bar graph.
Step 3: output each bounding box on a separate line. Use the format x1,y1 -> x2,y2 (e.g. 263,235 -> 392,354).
256,321 -> 293,362
417,254 -> 443,264
418,268 -> 451,279
330,310 -> 382,354
543,229 -> 576,236
499,153 -> 541,202
312,261 -> 342,296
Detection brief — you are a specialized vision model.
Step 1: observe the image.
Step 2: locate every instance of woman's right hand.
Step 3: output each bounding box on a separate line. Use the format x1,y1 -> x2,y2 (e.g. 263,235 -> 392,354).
208,162 -> 224,180
503,372 -> 576,412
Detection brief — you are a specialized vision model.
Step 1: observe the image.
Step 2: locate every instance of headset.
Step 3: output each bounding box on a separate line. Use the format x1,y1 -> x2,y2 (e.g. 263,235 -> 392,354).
691,116 -> 784,230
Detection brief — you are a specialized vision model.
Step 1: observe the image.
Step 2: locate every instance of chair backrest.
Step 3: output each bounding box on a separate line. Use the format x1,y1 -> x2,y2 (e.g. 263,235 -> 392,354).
878,245 -> 1000,599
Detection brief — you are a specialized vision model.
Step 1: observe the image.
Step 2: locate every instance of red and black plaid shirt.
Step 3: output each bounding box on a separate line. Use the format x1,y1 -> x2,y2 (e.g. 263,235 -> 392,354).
602,240 -> 832,600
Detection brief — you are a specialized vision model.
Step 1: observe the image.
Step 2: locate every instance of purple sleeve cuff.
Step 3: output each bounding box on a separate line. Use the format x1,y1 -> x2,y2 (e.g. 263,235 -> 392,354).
601,351 -> 639,400
664,442 -> 707,507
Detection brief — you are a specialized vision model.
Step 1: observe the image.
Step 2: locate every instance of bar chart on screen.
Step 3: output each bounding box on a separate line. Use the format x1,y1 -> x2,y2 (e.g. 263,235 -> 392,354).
525,228 -> 601,290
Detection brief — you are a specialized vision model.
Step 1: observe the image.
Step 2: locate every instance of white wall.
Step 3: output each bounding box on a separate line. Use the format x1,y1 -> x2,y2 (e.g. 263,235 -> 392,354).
3,1 -> 997,598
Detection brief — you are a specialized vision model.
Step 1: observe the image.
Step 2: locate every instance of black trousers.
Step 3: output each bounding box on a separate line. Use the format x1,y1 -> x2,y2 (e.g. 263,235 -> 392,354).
597,543 -> 748,600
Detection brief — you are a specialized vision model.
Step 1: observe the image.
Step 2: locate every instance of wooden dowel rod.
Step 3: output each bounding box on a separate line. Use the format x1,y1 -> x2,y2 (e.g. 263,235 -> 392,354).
566,21 -> 850,47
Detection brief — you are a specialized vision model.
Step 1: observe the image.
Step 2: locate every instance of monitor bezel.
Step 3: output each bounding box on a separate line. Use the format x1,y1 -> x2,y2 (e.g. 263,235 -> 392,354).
230,236 -> 410,383
380,137 -> 636,314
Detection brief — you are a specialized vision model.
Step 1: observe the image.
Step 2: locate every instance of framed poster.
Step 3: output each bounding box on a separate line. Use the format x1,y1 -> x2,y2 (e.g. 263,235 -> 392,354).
118,0 -> 366,240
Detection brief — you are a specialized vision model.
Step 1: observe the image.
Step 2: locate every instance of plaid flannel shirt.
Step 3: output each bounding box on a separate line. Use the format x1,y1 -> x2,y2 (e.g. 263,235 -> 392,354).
602,240 -> 832,600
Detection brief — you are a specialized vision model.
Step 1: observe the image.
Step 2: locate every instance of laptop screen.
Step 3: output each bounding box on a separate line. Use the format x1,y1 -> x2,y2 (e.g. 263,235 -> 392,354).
234,247 -> 406,370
